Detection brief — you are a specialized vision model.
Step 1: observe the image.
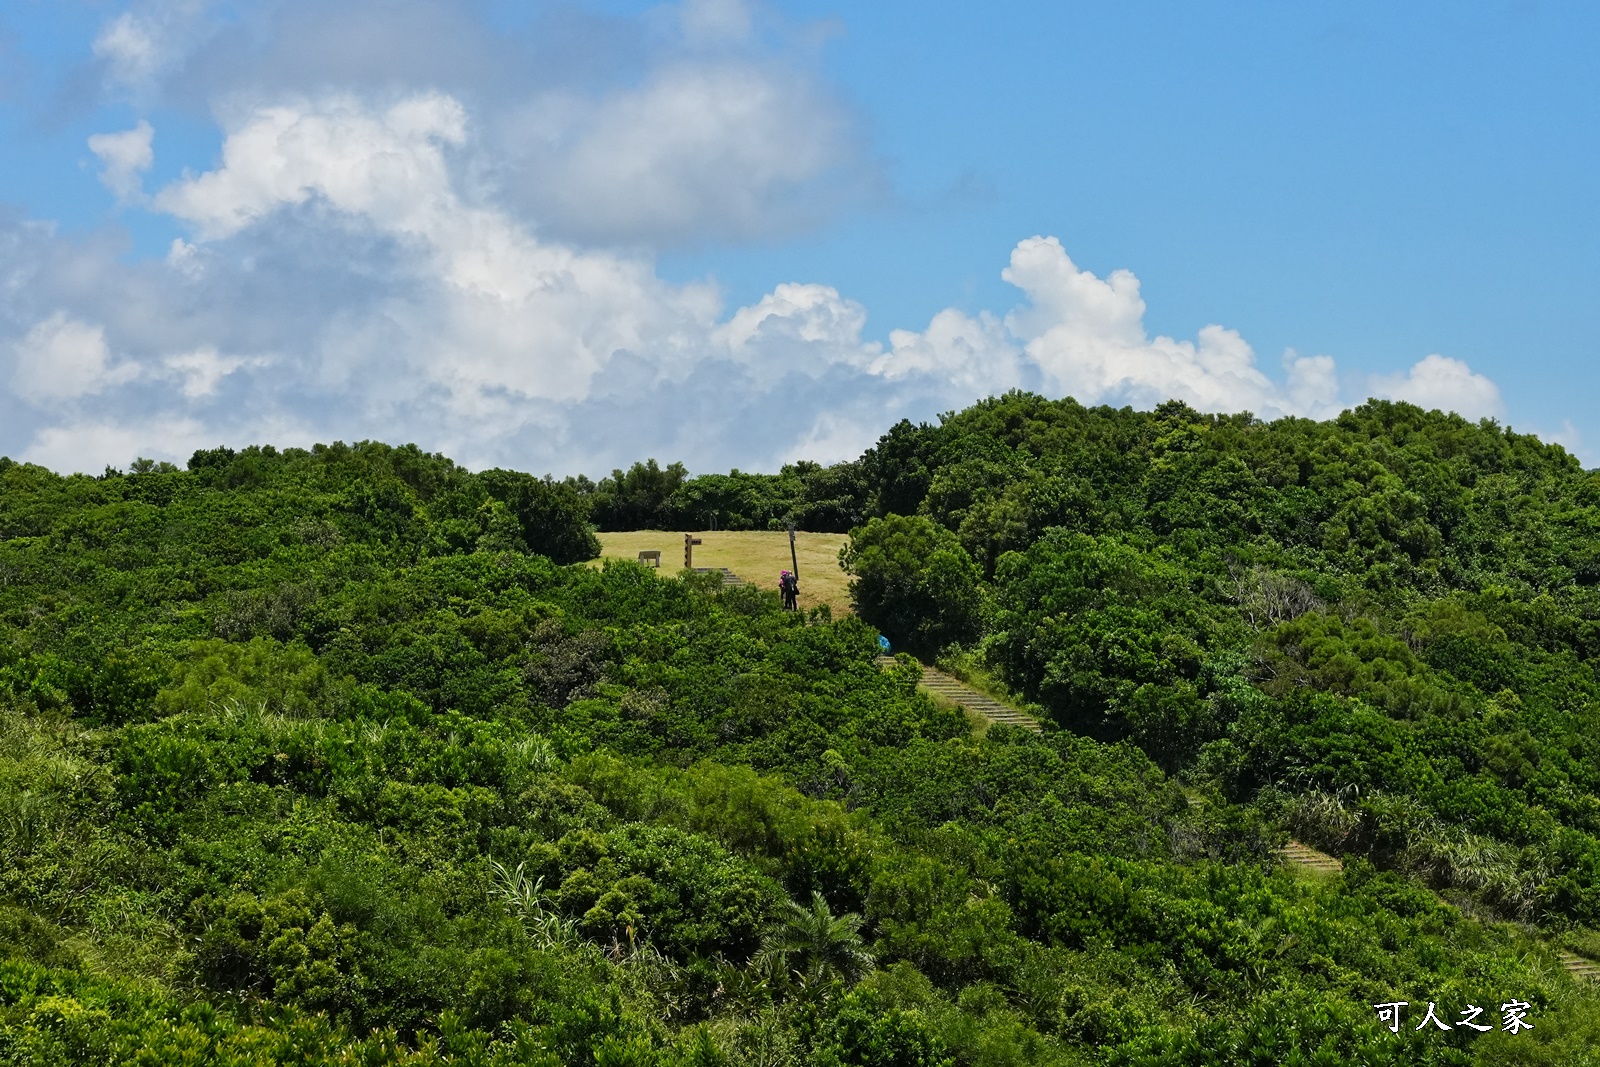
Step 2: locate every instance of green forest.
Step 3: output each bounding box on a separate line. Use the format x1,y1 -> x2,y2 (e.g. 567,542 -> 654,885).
2,394 -> 1598,1065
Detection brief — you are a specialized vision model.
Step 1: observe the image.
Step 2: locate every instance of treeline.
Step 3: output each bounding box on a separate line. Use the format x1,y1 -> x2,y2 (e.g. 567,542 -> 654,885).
571,459 -> 869,533
0,408 -> 1597,1064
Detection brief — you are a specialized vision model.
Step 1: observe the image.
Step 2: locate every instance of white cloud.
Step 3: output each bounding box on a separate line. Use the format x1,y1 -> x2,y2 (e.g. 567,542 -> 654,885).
783,410 -> 886,467
9,313 -> 137,404
93,12 -> 163,88
500,63 -> 864,244
165,237 -> 205,278
0,200 -> 1514,472
717,282 -> 877,386
878,309 -> 1020,395
1003,236 -> 1147,347
86,0 -> 869,249
154,93 -> 468,240
985,236 -> 1322,418
5,95 -> 1512,474
92,0 -> 213,94
19,416 -> 215,474
88,120 -> 155,201
153,92 -> 722,416
1369,353 -> 1505,421
162,347 -> 263,398
1283,350 -> 1342,420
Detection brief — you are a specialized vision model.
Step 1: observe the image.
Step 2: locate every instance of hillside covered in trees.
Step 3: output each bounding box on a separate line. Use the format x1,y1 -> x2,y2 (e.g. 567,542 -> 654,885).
1,397 -> 1598,1065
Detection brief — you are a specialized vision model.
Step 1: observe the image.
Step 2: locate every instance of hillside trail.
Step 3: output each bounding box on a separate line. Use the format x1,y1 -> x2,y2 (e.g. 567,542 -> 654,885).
1183,796 -> 1598,984
1275,838 -> 1344,875
1556,949 -> 1600,983
875,654 -> 1042,733
726,561 -> 1598,985
694,559 -> 1039,733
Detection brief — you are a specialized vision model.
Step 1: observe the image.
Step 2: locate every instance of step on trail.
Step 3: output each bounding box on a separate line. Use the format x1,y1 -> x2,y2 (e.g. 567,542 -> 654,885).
1275,840 -> 1344,875
878,656 -> 1042,733
1273,840 -> 1600,984
694,567 -> 749,588
1558,950 -> 1600,983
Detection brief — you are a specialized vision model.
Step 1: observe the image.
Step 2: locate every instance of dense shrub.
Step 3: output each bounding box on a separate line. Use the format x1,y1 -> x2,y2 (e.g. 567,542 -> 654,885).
1,402 -> 1598,1064
840,515 -> 983,657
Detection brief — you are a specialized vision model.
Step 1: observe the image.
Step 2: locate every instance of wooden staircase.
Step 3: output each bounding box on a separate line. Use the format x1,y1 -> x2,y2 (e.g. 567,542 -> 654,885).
879,656 -> 1042,733
1274,839 -> 1343,875
1557,949 -> 1600,983
1186,792 -> 1345,876
694,567 -> 749,588
1267,838 -> 1600,984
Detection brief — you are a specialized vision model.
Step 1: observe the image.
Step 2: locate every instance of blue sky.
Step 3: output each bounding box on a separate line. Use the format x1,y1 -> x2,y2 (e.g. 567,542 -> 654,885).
2,1 -> 1596,474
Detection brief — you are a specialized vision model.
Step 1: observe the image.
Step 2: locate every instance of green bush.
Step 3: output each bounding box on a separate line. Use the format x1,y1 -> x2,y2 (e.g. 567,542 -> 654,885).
2,404 -> 1599,1063
840,515 -> 982,657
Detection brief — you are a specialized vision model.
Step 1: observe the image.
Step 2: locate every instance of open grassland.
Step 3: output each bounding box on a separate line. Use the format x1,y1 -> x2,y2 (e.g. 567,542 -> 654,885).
595,529 -> 854,614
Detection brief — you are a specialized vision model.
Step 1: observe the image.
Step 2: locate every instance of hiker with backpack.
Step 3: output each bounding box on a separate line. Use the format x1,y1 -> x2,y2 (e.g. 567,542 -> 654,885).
779,570 -> 798,611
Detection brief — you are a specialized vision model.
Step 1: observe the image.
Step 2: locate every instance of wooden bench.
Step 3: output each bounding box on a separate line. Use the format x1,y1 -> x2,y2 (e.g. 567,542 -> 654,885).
637,550 -> 661,568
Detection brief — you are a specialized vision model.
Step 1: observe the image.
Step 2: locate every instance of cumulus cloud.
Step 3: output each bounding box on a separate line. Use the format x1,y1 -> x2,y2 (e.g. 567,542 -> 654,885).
1283,351 -> 1342,420
9,313 -> 137,404
88,120 -> 154,201
162,94 -> 713,365
990,237 -> 1315,418
21,416 -> 216,474
497,62 -> 866,245
91,0 -> 869,248
718,282 -> 877,387
877,309 -> 1021,395
1369,353 -> 1505,421
0,149 -> 1508,473
154,94 -> 470,241
150,91 -> 723,413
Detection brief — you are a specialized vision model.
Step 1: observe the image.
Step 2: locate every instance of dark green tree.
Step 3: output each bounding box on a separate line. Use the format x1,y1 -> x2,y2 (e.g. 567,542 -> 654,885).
839,515 -> 982,657
475,469 -> 600,564
591,459 -> 689,530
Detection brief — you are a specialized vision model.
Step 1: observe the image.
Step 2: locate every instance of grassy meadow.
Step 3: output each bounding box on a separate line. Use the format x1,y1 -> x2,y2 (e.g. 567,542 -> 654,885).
595,529 -> 853,613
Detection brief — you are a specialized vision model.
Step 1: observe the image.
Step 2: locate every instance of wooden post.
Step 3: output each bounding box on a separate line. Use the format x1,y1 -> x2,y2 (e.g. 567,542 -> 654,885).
787,522 -> 800,596
684,533 -> 702,569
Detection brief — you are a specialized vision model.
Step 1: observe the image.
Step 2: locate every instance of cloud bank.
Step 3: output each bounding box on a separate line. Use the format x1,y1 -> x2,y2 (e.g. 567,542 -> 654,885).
1,0 -> 1506,475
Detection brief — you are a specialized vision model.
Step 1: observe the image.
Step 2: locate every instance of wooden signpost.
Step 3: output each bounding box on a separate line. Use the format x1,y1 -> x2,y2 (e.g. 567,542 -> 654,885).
684,533 -> 702,569
786,522 -> 800,604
